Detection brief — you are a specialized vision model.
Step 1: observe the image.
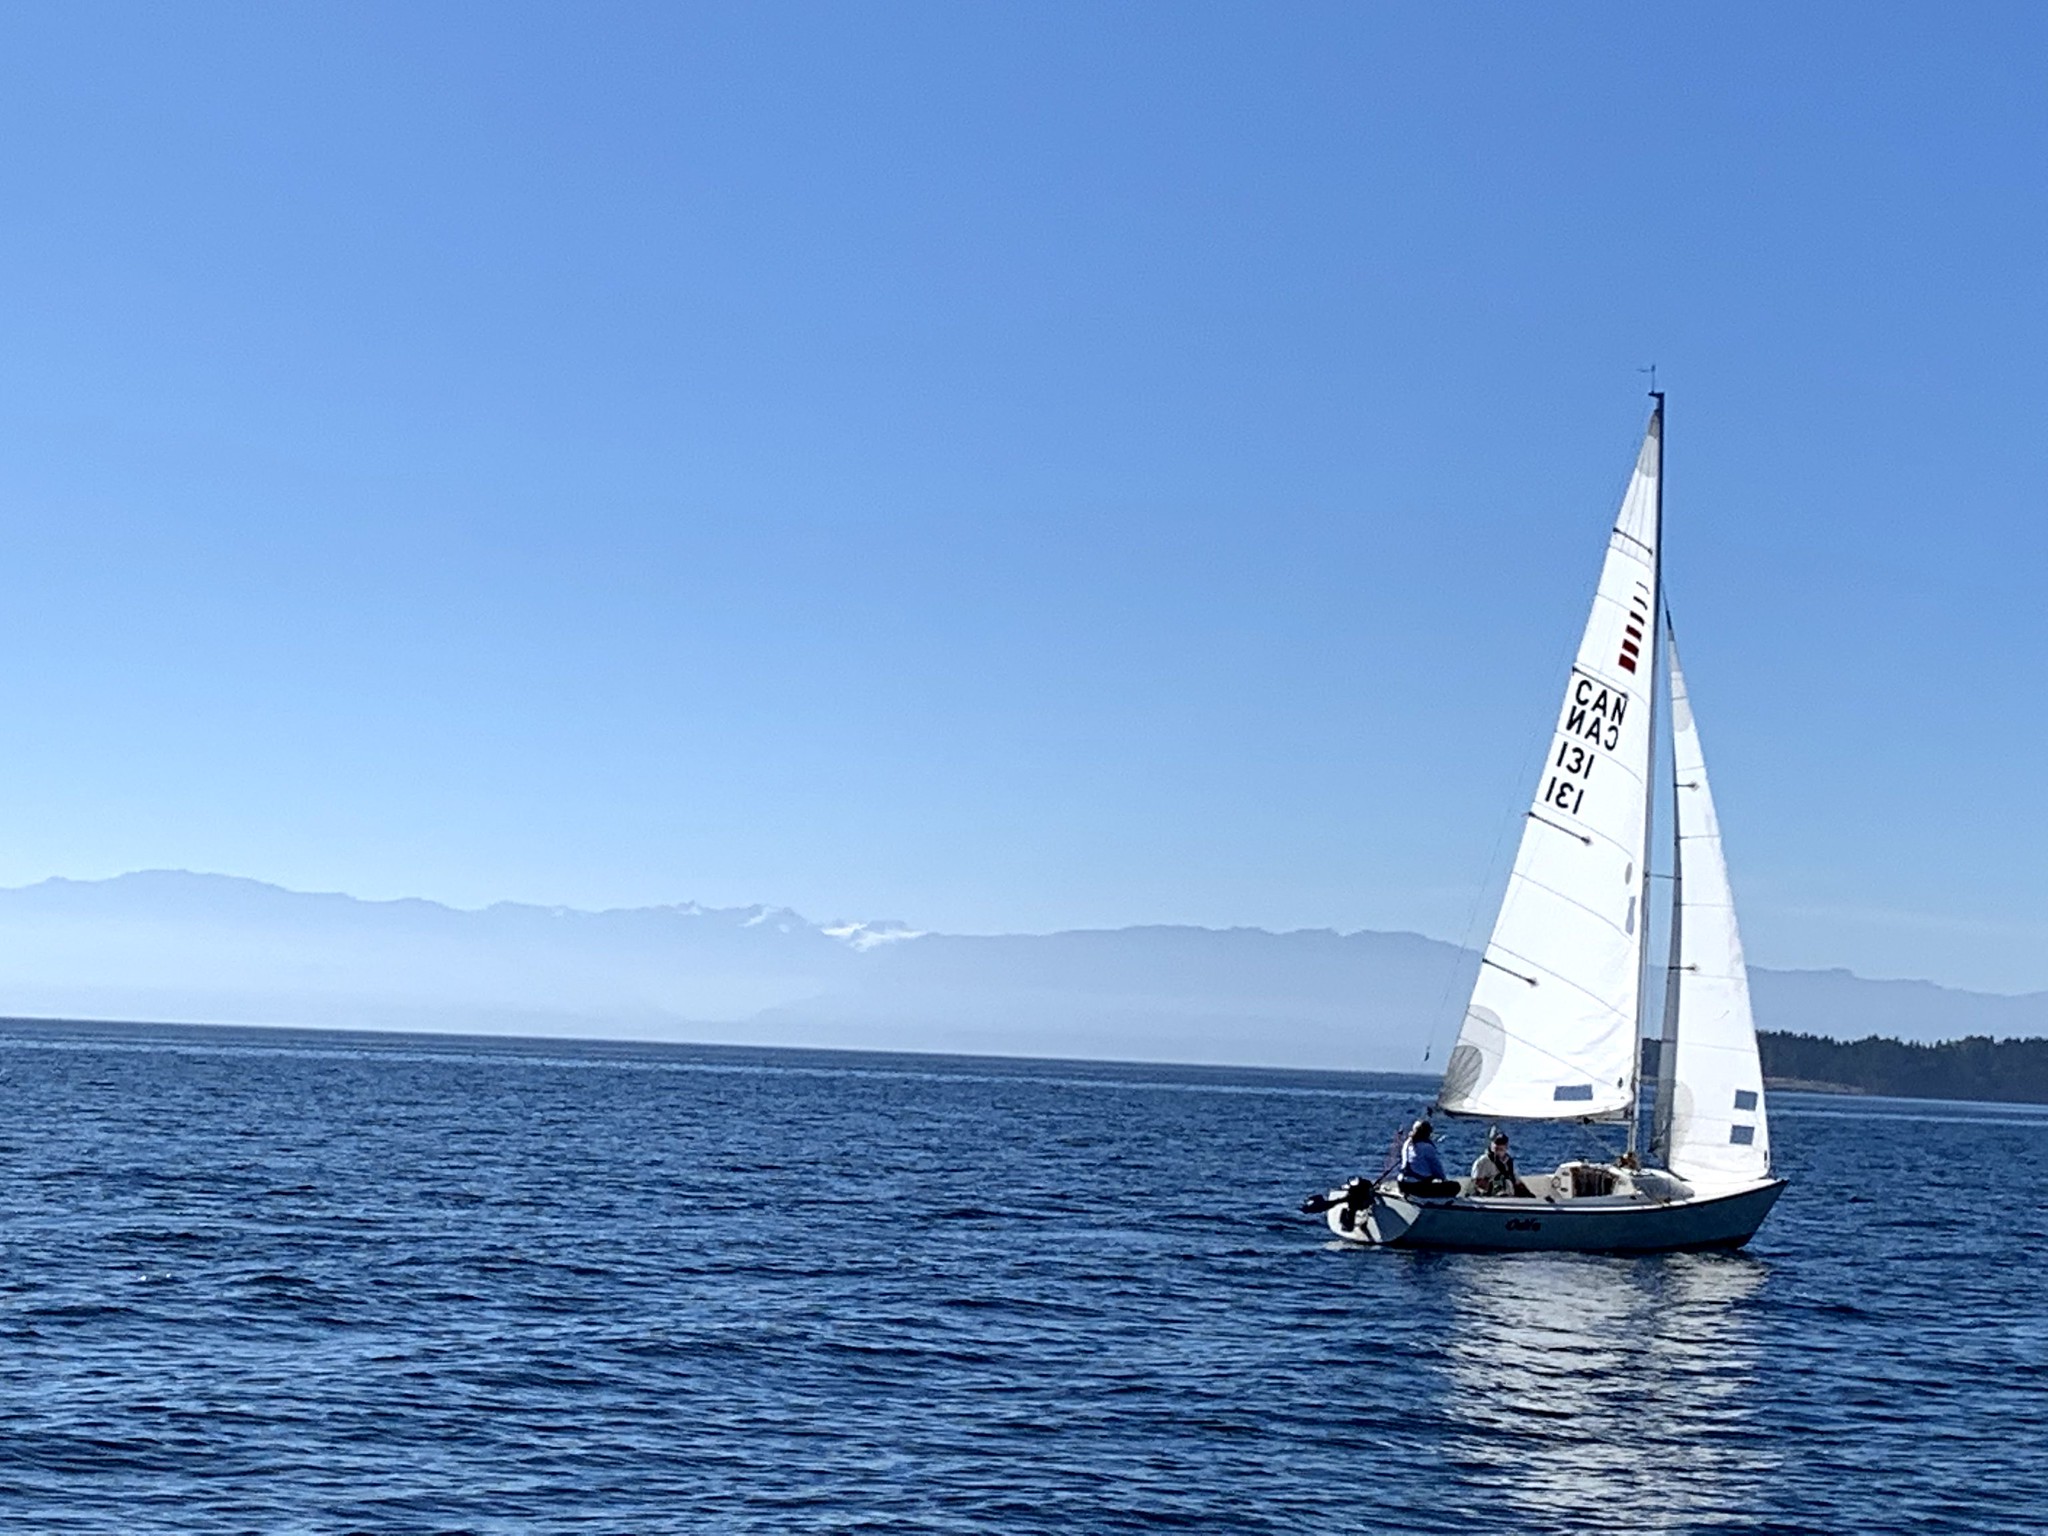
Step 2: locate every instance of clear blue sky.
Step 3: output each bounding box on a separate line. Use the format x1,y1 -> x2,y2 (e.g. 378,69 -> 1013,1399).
0,4 -> 2043,990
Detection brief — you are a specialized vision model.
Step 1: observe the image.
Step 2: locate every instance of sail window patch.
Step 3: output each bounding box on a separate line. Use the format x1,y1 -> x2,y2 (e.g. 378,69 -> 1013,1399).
1729,1125 -> 1756,1145
1553,1084 -> 1594,1102
1733,1089 -> 1758,1111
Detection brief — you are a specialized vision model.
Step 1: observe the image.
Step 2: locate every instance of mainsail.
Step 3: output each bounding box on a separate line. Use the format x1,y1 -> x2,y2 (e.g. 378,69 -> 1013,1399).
1438,405 -> 1662,1120
1651,631 -> 1772,1185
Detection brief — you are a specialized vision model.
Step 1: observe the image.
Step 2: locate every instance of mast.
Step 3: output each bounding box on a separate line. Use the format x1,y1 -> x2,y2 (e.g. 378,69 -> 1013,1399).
1625,391 -> 1664,1161
1652,608 -> 1684,1161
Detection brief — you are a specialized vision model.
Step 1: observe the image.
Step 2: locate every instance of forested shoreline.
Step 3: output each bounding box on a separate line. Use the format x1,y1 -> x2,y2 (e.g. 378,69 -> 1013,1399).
1756,1031 -> 2048,1104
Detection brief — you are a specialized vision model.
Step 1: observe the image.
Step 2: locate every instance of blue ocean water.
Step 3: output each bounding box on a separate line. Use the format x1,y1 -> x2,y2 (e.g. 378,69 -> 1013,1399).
0,1020 -> 2035,1534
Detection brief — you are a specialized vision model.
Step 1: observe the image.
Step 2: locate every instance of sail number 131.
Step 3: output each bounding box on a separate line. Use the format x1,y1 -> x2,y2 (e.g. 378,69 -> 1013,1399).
1544,676 -> 1630,822
1544,741 -> 1594,816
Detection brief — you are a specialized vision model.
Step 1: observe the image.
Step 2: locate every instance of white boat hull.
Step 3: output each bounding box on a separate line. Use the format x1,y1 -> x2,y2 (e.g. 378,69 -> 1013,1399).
1324,1176 -> 1786,1253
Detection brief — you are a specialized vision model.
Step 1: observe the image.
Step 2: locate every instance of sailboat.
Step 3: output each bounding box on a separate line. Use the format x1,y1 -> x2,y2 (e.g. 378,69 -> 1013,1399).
1306,395 -> 1787,1252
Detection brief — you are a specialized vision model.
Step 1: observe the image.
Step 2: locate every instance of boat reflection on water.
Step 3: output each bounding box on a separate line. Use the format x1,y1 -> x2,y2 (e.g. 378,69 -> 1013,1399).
1429,1251 -> 1774,1529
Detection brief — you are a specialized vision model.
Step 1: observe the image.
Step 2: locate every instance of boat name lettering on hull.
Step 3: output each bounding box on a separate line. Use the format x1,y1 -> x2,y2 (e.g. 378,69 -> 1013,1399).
1505,1218 -> 1542,1232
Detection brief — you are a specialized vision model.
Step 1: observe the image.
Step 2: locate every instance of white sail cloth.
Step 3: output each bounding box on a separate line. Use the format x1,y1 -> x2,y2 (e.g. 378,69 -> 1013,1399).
1652,638 -> 1771,1185
1439,409 -> 1662,1121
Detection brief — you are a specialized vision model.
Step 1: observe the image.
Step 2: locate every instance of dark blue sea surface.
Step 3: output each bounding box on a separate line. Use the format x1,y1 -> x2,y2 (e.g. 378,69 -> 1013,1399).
0,1020 -> 2036,1533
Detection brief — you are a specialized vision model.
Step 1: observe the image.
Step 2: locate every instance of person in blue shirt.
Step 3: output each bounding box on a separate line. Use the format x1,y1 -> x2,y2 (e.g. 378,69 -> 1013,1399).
1397,1118 -> 1459,1198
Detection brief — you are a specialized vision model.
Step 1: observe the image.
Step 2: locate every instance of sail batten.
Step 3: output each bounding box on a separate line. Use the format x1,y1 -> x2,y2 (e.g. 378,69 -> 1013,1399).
1438,407 -> 1662,1122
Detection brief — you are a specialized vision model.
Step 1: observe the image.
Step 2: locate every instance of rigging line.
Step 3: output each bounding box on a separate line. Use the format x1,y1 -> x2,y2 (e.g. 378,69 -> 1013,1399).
1571,1120 -> 1628,1164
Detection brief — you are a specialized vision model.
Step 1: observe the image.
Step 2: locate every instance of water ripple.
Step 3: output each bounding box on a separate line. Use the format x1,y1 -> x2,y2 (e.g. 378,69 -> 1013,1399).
0,1020 -> 2033,1533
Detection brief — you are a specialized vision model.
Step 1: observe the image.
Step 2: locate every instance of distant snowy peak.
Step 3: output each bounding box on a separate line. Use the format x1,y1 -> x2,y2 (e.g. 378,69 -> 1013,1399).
822,920 -> 927,952
635,903 -> 918,947
738,905 -> 808,932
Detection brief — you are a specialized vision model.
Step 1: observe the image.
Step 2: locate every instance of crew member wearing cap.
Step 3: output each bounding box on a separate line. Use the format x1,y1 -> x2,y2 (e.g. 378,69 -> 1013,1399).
1471,1127 -> 1532,1198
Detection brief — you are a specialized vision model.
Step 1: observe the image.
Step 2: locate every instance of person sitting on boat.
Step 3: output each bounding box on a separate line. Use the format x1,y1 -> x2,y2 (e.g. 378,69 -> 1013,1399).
1471,1128 -> 1532,1198
1397,1119 -> 1460,1198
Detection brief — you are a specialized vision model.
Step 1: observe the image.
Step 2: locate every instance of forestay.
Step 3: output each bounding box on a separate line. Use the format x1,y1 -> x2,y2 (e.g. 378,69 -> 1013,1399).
1439,407 -> 1662,1121
1651,634 -> 1772,1185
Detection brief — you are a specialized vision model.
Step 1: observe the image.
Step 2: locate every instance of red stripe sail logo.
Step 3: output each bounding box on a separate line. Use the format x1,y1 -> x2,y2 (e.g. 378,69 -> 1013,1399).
1618,586 -> 1651,674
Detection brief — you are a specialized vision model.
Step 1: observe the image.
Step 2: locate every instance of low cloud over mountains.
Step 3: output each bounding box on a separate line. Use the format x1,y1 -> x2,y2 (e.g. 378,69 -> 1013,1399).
0,872 -> 2035,1068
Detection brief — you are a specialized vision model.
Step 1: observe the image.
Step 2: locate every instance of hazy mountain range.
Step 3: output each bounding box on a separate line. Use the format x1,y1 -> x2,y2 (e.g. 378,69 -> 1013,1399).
0,871 -> 2037,1070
